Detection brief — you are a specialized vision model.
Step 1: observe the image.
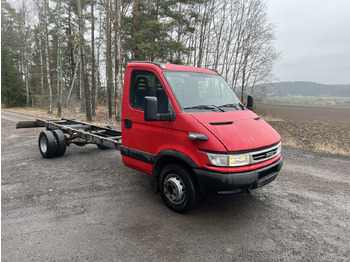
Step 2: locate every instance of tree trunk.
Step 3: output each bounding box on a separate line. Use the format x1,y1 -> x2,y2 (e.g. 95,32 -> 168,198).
91,0 -> 96,116
56,0 -> 63,117
115,0 -> 122,121
133,0 -> 139,60
44,16 -> 53,114
23,49 -> 29,106
56,40 -> 63,117
39,37 -> 45,95
106,0 -> 113,119
79,47 -> 84,111
197,3 -> 209,68
77,0 -> 92,121
67,4 -> 76,82
66,51 -> 80,105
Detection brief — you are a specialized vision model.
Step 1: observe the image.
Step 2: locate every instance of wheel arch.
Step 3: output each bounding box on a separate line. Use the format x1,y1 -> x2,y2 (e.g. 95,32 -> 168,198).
153,150 -> 198,179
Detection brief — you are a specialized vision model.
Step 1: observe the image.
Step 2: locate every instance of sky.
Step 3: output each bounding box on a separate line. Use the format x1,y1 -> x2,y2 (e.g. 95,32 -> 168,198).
266,0 -> 350,85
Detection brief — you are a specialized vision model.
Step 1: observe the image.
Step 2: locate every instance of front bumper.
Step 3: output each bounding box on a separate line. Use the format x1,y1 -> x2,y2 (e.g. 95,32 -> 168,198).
194,157 -> 283,196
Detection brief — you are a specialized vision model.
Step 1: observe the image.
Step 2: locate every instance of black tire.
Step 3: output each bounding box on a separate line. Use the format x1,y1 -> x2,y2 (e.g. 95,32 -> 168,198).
38,130 -> 57,158
159,164 -> 199,213
52,130 -> 67,157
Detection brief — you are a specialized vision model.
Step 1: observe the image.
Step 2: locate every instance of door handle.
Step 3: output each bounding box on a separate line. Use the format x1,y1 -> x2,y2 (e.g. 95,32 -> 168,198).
124,118 -> 132,128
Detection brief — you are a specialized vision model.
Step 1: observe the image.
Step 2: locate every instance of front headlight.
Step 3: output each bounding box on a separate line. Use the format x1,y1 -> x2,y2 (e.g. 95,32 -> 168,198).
229,154 -> 250,166
207,153 -> 250,167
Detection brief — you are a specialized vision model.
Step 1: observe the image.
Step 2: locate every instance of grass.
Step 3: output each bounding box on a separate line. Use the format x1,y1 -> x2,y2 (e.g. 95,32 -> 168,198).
258,115 -> 283,122
314,141 -> 349,155
280,138 -> 300,148
280,138 -> 345,154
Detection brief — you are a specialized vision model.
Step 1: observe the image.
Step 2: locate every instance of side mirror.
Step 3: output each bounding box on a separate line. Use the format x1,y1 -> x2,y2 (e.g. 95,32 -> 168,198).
144,96 -> 159,121
144,96 -> 175,121
247,95 -> 254,111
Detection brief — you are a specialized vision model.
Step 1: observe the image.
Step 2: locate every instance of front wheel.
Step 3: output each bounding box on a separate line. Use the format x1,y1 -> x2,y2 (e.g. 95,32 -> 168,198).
159,164 -> 199,213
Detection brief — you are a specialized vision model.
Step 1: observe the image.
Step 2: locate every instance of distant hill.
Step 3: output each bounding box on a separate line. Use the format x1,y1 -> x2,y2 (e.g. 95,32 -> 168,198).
266,82 -> 350,97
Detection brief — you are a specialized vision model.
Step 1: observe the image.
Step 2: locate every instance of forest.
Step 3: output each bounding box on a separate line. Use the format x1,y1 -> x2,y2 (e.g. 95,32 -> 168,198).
1,0 -> 278,121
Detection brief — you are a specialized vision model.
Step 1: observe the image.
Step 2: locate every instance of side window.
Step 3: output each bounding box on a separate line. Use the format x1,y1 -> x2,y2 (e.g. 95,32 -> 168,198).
130,70 -> 169,113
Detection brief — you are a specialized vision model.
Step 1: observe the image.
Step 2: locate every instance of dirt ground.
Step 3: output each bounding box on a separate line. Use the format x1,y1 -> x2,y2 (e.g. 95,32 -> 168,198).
257,103 -> 350,155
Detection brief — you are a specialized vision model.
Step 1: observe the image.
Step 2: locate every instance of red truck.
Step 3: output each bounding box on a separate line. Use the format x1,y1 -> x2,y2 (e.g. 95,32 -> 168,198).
18,61 -> 283,213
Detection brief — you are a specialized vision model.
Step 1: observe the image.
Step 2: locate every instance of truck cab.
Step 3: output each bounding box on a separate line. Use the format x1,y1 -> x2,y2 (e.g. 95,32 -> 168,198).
121,62 -> 283,213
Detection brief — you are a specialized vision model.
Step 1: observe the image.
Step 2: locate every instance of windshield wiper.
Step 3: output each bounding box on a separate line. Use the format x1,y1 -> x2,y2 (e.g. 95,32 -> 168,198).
184,105 -> 225,112
218,103 -> 244,110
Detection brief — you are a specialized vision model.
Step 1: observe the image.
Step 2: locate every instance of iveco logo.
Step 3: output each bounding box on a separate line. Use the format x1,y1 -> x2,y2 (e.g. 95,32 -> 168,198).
266,151 -> 274,157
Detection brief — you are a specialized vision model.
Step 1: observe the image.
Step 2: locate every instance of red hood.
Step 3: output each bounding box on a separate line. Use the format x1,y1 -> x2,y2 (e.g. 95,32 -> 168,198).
191,110 -> 281,151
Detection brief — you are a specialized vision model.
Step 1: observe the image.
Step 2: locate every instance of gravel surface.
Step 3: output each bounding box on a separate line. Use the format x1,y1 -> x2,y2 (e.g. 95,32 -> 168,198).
2,111 -> 350,261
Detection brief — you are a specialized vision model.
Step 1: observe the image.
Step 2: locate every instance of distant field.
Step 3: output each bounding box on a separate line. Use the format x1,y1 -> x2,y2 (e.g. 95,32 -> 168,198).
263,96 -> 350,107
258,103 -> 350,155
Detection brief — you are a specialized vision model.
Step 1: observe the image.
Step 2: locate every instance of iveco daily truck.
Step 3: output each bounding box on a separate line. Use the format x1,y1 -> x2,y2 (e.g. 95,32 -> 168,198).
19,61 -> 283,213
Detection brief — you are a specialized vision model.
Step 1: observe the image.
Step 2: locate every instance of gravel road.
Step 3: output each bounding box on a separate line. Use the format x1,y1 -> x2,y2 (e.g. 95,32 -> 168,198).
1,110 -> 349,261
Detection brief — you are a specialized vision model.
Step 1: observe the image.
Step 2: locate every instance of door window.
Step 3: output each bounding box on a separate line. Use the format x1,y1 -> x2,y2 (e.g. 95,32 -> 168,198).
130,70 -> 169,113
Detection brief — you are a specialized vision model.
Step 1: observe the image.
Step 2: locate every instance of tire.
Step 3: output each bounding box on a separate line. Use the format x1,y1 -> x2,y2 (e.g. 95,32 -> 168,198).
52,130 -> 66,157
159,164 -> 199,213
38,130 -> 57,158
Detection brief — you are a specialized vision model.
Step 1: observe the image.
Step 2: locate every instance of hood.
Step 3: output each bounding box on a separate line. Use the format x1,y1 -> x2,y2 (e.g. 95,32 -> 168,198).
191,110 -> 281,152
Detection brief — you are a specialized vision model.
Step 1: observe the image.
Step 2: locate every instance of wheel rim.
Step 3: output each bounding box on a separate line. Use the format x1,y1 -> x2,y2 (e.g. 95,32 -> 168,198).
40,136 -> 47,153
164,174 -> 186,204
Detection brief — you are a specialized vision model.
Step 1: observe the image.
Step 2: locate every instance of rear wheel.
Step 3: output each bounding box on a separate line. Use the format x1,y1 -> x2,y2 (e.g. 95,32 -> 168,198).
38,131 -> 57,158
159,164 -> 199,213
52,130 -> 67,157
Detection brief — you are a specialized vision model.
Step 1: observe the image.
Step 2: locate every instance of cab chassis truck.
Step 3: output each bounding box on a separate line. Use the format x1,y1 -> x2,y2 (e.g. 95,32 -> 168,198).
17,61 -> 283,213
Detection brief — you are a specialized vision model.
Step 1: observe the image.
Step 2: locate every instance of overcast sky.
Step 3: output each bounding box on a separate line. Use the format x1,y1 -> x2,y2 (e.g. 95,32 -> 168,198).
266,0 -> 350,85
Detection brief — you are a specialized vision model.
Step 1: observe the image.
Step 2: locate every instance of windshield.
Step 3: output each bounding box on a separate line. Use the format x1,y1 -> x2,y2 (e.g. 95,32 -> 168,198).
163,71 -> 243,112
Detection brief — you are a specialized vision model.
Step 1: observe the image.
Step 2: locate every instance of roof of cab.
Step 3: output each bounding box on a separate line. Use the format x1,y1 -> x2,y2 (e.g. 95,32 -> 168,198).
127,61 -> 218,75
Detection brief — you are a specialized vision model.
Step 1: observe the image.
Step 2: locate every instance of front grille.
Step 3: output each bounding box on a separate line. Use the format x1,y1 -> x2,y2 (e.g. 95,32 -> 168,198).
250,142 -> 281,164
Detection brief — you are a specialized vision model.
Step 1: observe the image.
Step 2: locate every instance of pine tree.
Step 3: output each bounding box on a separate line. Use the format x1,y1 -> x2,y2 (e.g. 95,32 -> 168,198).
1,50 -> 26,107
1,0 -> 26,107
